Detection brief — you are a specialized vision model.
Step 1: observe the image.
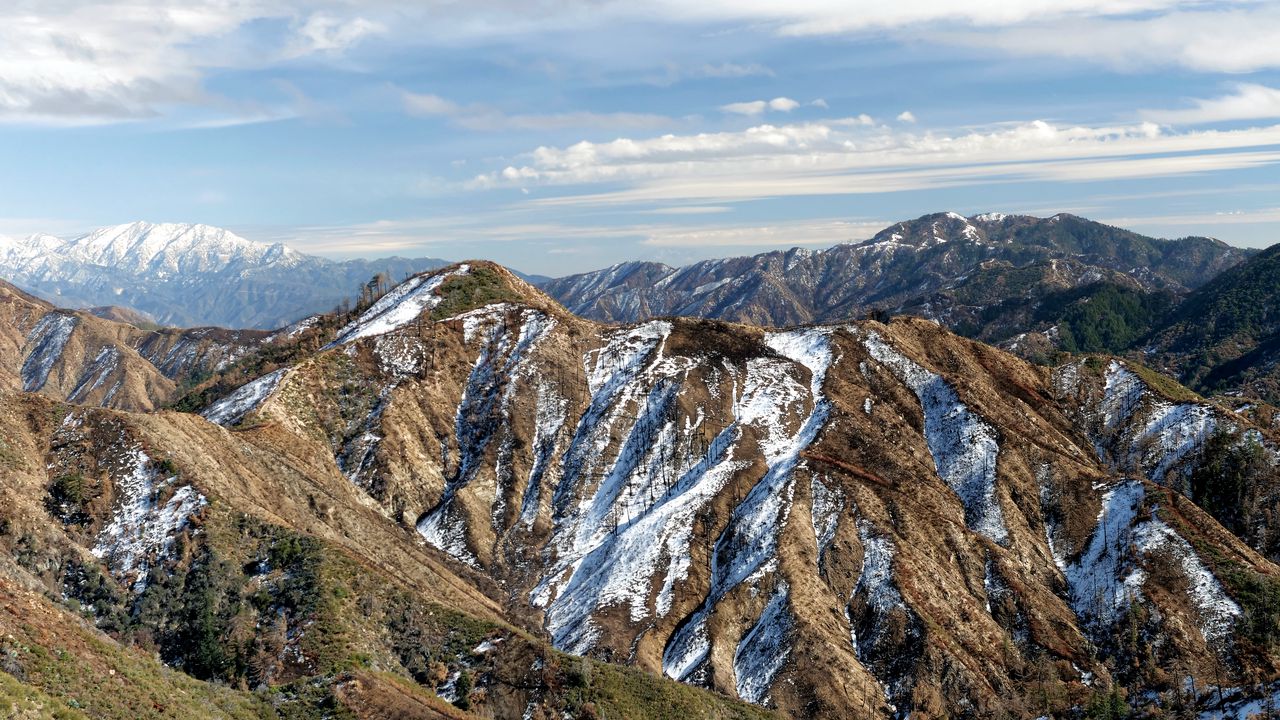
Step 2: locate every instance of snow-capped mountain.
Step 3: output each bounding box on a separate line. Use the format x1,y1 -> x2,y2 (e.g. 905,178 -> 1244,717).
0,221 -> 448,329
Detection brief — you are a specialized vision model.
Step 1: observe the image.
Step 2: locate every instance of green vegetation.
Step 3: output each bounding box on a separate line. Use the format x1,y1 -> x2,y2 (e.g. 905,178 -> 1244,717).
1189,429 -> 1269,539
1221,566 -> 1280,651
0,670 -> 87,720
1046,283 -> 1174,355
1084,687 -> 1130,720
1,620 -> 268,719
431,265 -> 525,320
1125,361 -> 1201,403
569,658 -> 774,720
44,474 -> 91,525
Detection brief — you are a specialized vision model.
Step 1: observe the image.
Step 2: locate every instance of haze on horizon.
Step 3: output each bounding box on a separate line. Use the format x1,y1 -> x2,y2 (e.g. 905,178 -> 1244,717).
1,0 -> 1278,276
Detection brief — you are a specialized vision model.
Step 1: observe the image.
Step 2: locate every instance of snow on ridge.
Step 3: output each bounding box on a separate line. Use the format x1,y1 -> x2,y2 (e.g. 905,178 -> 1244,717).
519,379 -> 569,527
861,330 -> 1008,544
662,328 -> 833,683
1098,360 -> 1217,483
1061,479 -> 1241,642
328,264 -> 470,346
810,476 -> 842,561
849,519 -> 905,657
21,312 -> 78,391
551,321 -> 673,518
586,320 -> 672,396
92,447 -> 207,592
1133,518 -> 1241,642
1062,481 -> 1146,628
201,368 -> 287,426
734,582 -> 793,705
418,306 -> 555,566
537,418 -> 745,654
68,347 -> 120,403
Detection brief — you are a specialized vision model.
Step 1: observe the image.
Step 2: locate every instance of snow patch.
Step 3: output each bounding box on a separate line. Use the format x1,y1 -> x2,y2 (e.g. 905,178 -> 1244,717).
22,313 -> 78,391
68,347 -> 120,403
328,265 -> 469,346
810,476 -> 842,561
92,447 -> 207,592
201,368 -> 287,426
861,330 -> 1007,544
663,328 -> 832,682
734,583 -> 792,705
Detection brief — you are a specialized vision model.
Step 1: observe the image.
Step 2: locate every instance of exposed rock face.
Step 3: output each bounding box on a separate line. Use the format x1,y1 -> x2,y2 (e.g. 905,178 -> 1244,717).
192,261 -> 1280,718
542,212 -> 1247,348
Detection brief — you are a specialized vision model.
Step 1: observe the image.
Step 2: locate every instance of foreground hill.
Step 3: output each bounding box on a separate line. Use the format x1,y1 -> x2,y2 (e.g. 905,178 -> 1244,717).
0,366 -> 771,718
155,261 -> 1280,717
543,212 -> 1247,359
0,221 -> 449,329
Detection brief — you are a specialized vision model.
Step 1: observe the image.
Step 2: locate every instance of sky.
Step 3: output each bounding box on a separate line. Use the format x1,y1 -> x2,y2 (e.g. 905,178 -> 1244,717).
1,1 -> 1279,276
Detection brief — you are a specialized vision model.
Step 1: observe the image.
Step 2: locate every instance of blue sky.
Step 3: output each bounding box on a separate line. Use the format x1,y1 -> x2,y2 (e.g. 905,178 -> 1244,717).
1,1 -> 1279,276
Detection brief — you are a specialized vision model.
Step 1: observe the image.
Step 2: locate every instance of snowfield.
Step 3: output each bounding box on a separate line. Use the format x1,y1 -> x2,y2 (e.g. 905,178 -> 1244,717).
1059,480 -> 1240,642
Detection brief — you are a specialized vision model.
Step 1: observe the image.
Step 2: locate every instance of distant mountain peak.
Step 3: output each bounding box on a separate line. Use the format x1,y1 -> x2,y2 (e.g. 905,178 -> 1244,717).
0,221 -> 449,329
60,221 -> 302,274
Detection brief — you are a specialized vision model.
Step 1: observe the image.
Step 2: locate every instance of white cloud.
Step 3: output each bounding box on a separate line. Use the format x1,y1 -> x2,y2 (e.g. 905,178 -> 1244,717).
286,13 -> 384,57
1143,84 -> 1280,126
693,62 -> 775,78
896,110 -> 917,123
721,100 -> 768,116
467,117 -> 1280,206
402,93 -> 463,116
769,97 -> 800,112
641,219 -> 886,247
939,6 -> 1280,72
0,1 -> 389,124
401,90 -> 672,131
810,99 -> 829,109
721,97 -> 800,115
1103,207 -> 1280,227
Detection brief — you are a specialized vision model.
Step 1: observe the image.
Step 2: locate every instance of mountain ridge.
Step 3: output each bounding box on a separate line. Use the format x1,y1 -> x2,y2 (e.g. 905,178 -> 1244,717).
7,250 -> 1280,717
542,212 -> 1251,358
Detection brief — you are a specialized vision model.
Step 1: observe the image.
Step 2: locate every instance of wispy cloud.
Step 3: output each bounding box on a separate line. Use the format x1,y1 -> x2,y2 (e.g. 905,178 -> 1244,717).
284,13 -> 385,58
401,90 -> 673,131
0,2 -> 388,125
1143,84 -> 1280,126
467,118 -> 1280,206
641,219 -> 886,247
937,6 -> 1280,72
692,62 -> 775,78
720,97 -> 801,115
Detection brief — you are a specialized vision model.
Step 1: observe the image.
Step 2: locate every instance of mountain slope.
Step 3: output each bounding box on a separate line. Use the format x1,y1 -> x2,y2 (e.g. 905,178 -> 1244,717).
0,381 -> 773,720
0,221 -> 450,329
0,277 -> 299,411
1144,242 -> 1280,403
177,261 -> 1280,718
543,212 -> 1247,355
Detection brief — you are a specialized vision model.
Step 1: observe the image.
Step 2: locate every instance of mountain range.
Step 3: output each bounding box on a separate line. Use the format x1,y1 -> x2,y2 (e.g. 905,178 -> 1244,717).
544,211 -> 1248,351
0,221 -> 451,329
4,257 -> 1280,718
